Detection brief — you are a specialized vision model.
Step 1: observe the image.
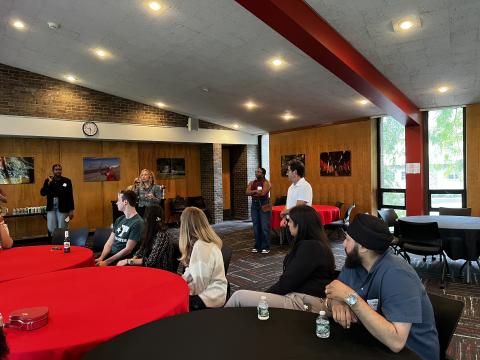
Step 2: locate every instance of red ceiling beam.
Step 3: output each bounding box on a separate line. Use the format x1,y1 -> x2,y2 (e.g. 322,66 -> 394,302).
235,0 -> 421,126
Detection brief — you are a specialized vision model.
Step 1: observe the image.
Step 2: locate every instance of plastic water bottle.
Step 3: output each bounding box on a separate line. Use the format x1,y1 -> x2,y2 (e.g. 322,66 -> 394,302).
257,296 -> 269,320
316,310 -> 330,338
63,230 -> 71,253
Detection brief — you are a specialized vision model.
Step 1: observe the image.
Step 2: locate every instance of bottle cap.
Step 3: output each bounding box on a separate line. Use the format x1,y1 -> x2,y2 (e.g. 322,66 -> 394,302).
319,310 -> 326,316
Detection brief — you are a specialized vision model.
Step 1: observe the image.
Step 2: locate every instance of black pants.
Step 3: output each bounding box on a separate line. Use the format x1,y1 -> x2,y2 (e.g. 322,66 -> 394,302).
189,295 -> 207,311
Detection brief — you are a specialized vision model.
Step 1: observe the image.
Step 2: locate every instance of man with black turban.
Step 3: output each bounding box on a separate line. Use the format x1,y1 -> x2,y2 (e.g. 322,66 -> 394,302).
324,214 -> 439,360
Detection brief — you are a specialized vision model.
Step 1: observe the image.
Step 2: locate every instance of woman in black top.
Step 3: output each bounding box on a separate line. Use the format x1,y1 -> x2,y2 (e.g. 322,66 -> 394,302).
117,205 -> 179,272
225,205 -> 336,312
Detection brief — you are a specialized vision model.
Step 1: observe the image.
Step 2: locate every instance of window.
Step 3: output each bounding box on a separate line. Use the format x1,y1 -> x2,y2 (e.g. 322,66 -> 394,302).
426,107 -> 466,212
377,116 -> 406,216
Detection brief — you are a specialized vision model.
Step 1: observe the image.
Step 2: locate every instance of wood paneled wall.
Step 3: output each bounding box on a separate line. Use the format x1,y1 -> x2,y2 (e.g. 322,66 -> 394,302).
222,148 -> 231,210
466,104 -> 480,216
269,119 -> 377,218
1,138 -> 201,239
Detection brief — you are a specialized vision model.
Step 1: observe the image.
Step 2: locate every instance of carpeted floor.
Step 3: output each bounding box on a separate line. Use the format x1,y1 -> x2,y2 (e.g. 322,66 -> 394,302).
210,220 -> 480,360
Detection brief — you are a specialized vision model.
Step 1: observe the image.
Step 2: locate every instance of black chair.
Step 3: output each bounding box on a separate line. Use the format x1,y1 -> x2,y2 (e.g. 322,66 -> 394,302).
326,203 -> 356,230
377,208 -> 401,253
221,245 -> 233,301
428,293 -> 464,360
92,227 -> 112,254
187,196 -> 210,220
397,220 -> 449,287
52,228 -> 65,245
170,196 -> 187,225
439,207 -> 471,216
273,196 -> 287,206
334,201 -> 344,212
70,228 -> 89,247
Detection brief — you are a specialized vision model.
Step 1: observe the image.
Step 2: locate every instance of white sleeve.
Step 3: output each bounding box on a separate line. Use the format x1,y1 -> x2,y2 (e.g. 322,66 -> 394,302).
297,183 -> 313,206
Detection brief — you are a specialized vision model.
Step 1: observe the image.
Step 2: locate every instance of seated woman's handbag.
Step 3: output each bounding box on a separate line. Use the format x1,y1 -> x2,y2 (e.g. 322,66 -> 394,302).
4,307 -> 49,331
261,201 -> 272,213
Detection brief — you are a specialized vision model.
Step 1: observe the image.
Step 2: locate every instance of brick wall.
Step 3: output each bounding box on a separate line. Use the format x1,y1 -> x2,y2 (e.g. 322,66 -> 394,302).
0,63 -> 228,130
200,143 -> 223,223
230,144 -> 259,219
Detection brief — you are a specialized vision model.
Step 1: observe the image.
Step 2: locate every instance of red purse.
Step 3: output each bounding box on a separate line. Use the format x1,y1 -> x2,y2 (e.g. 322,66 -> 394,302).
5,307 -> 49,331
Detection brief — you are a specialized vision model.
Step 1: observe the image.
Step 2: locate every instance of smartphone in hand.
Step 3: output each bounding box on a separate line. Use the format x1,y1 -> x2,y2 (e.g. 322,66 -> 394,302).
64,216 -> 70,223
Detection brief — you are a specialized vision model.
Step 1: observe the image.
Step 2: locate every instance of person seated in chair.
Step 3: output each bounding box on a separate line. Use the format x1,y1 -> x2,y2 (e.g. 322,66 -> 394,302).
225,205 -> 336,312
324,214 -> 439,360
95,190 -> 144,266
117,205 -> 178,272
179,207 -> 227,311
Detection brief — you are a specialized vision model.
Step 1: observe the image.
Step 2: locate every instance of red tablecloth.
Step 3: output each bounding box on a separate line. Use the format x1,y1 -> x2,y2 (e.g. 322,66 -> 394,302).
271,205 -> 340,230
0,266 -> 189,360
0,245 -> 94,283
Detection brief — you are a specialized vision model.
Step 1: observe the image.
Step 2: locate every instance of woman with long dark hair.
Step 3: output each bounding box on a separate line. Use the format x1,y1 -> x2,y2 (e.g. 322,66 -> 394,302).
225,205 -> 336,312
117,205 -> 178,272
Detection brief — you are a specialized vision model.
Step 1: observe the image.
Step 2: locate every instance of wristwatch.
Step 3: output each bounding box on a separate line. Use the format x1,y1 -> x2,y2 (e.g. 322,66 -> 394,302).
128,259 -> 135,266
345,293 -> 358,307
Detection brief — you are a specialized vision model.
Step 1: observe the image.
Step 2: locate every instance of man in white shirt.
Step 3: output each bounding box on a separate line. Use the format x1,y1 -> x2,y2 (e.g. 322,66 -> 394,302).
280,159 -> 313,243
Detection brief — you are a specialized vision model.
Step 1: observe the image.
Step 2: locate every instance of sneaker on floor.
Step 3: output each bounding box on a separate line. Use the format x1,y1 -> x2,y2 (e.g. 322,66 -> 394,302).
251,248 -> 258,253
261,249 -> 270,254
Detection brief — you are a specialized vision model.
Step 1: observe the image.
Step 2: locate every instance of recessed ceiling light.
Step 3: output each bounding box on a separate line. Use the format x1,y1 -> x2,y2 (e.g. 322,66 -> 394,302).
244,101 -> 257,110
233,124 -> 240,129
148,2 -> 161,11
393,16 -> 421,33
64,74 -> 78,82
156,102 -> 167,108
12,20 -> 26,30
92,48 -> 111,59
282,112 -> 295,121
201,87 -> 209,93
271,58 -> 284,67
357,99 -> 369,105
437,86 -> 449,93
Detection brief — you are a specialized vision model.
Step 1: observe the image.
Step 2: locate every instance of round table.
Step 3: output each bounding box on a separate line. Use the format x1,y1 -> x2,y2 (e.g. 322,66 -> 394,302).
0,245 -> 94,282
271,205 -> 340,230
82,308 -> 419,360
0,266 -> 189,360
400,216 -> 480,282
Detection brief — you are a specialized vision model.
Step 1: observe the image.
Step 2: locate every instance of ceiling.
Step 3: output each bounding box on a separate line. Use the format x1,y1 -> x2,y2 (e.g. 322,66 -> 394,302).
0,0 -> 478,135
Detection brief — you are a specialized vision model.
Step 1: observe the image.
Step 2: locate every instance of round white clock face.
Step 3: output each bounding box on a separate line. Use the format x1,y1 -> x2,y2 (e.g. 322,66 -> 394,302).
82,121 -> 98,136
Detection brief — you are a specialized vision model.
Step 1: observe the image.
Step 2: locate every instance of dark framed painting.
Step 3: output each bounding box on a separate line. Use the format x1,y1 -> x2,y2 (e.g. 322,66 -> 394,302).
320,151 -> 351,176
157,158 -> 186,179
281,154 -> 305,177
83,157 -> 120,181
0,156 -> 35,184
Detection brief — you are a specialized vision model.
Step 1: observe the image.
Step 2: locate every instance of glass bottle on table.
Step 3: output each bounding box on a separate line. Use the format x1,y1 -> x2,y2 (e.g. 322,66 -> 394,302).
64,230 -> 71,253
316,310 -> 330,338
257,296 -> 269,320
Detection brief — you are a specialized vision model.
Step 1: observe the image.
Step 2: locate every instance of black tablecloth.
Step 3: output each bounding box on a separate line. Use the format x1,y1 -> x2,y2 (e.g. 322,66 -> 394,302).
82,308 -> 419,360
400,216 -> 480,260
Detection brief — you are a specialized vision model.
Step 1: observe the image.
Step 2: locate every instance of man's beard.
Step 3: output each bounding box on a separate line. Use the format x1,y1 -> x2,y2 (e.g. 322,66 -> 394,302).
345,244 -> 362,268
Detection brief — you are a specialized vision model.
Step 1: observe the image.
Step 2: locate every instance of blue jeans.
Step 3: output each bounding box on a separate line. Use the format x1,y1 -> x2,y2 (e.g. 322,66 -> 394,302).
251,199 -> 271,250
46,198 -> 69,234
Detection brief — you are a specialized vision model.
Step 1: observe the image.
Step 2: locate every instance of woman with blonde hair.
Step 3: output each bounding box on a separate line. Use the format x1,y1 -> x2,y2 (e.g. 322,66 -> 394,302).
179,207 -> 227,311
135,169 -> 163,217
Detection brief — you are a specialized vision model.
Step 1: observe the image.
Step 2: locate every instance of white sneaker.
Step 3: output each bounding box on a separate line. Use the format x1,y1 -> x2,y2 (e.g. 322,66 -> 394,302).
261,249 -> 270,254
251,248 -> 258,253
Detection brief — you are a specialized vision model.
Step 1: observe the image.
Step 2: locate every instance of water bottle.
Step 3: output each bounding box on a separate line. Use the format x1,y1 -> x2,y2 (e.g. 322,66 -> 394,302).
316,310 -> 330,338
257,295 -> 269,320
63,230 -> 71,253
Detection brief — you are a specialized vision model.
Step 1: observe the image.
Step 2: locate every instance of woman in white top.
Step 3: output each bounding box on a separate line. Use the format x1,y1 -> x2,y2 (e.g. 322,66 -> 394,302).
179,206 -> 227,311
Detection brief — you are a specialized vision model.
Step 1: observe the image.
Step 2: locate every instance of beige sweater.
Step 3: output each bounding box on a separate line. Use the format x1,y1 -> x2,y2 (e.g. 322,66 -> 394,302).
182,240 -> 227,308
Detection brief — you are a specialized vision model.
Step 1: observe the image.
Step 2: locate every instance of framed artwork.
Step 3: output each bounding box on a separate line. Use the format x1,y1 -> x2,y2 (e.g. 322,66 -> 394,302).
320,151 -> 351,176
0,156 -> 35,184
83,157 -> 120,181
157,158 -> 186,179
281,154 -> 305,177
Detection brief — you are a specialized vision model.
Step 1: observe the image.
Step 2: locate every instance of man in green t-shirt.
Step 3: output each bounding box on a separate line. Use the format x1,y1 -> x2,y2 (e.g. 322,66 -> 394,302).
95,190 -> 144,266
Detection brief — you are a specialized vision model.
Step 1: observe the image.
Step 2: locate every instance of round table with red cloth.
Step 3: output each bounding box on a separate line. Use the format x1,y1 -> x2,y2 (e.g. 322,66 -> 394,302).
0,266 -> 189,360
270,205 -> 340,230
0,245 -> 94,283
